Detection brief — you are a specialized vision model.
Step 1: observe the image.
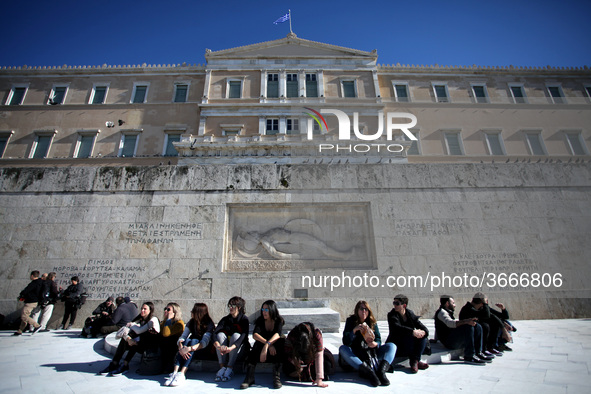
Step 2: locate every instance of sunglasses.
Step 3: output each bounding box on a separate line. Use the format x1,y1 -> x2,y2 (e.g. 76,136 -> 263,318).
393,301 -> 402,306
359,307 -> 369,312
164,307 -> 172,312
261,308 -> 269,312
228,304 -> 238,309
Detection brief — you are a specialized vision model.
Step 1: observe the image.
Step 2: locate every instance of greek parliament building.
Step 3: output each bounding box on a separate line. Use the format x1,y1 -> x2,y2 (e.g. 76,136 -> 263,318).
1,33 -> 590,324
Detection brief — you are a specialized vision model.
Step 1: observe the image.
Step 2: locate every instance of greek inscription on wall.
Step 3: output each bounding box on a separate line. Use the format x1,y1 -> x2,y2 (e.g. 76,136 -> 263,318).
125,222 -> 203,244
395,219 -> 465,236
52,259 -> 151,299
452,252 -> 538,274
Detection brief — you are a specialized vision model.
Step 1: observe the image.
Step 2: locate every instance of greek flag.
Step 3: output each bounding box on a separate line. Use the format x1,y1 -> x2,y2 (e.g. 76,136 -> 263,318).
273,13 -> 290,24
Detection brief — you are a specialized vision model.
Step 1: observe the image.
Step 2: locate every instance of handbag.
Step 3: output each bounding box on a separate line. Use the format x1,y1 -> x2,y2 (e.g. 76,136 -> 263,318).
115,326 -> 130,339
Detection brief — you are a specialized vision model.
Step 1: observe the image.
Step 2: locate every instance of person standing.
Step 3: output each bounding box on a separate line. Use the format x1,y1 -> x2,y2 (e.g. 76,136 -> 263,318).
14,271 -> 43,336
59,276 -> 83,329
30,272 -> 60,332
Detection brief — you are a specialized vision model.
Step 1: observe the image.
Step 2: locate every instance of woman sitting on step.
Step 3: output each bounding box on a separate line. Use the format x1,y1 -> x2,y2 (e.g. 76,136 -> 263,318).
164,303 -> 214,387
99,301 -> 160,375
241,300 -> 285,389
339,300 -> 396,387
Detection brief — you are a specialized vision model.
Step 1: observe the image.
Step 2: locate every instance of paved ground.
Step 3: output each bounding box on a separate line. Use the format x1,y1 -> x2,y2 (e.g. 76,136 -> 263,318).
0,319 -> 590,393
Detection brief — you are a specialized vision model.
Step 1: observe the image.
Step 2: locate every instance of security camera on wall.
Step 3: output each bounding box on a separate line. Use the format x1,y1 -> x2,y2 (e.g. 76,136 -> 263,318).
106,121 -> 115,128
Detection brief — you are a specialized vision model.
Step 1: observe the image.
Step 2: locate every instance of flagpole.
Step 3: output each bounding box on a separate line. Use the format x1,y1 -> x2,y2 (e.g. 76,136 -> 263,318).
289,9 -> 293,33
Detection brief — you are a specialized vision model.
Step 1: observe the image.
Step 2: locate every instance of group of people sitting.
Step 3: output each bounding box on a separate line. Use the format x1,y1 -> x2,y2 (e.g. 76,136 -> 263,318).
95,292 -> 515,388
98,297 -> 331,388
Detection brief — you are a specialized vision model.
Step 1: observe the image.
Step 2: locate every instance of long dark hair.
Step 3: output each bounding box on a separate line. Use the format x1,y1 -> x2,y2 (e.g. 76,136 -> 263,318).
289,322 -> 321,376
188,302 -> 214,337
261,299 -> 284,325
139,302 -> 155,324
351,300 -> 377,330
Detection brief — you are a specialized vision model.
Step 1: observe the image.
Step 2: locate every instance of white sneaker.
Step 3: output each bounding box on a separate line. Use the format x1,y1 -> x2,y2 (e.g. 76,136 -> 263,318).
164,372 -> 177,386
222,368 -> 234,382
170,373 -> 185,387
215,367 -> 226,381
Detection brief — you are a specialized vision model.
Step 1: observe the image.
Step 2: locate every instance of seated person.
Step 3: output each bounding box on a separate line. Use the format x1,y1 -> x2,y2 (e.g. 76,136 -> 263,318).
283,322 -> 332,388
212,296 -> 250,383
99,302 -> 160,375
434,295 -> 493,365
339,300 -> 395,387
160,302 -> 185,374
81,296 -> 116,338
459,292 -> 504,357
241,300 -> 285,390
386,294 -> 429,373
165,303 -> 214,387
488,299 -> 515,351
100,296 -> 138,335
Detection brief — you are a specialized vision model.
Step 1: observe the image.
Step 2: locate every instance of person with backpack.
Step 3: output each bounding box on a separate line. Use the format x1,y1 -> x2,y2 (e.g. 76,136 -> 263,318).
30,272 -> 60,332
59,276 -> 83,329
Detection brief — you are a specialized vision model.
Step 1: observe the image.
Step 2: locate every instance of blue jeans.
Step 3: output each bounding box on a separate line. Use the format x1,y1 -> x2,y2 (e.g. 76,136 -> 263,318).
339,342 -> 396,371
174,333 -> 211,369
440,323 -> 483,359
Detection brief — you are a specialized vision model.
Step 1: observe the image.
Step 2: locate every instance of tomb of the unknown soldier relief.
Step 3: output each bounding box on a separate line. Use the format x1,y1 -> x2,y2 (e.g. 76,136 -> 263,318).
1,33 -> 590,327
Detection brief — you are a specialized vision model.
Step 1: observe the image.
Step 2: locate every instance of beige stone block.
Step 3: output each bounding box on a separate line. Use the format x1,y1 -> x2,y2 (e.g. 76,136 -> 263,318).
431,202 -> 483,219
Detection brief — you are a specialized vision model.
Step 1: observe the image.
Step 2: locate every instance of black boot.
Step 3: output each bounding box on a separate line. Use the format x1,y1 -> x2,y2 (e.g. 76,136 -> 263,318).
377,360 -> 390,386
359,362 -> 380,387
240,363 -> 256,389
272,363 -> 282,389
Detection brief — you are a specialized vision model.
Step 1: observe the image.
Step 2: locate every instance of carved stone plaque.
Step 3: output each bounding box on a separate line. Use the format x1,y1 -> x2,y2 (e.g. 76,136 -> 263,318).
224,203 -> 376,271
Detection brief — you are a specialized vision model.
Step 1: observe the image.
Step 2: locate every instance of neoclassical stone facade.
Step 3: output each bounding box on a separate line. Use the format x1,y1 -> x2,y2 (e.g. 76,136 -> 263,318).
0,34 -> 590,323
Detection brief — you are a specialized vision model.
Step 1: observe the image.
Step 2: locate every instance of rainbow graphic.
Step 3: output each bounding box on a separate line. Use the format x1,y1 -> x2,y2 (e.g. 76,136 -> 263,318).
304,107 -> 328,132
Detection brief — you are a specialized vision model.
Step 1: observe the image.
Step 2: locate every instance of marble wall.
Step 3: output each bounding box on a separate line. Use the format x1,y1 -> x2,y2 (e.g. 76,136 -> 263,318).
0,163 -> 589,324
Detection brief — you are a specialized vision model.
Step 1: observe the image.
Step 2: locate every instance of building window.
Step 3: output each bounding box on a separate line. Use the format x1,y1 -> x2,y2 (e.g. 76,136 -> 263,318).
75,132 -> 98,158
267,73 -> 279,98
547,85 -> 566,104
341,80 -> 356,98
472,84 -> 489,103
286,73 -> 298,97
564,132 -> 588,155
306,74 -> 318,97
585,86 -> 591,101
484,132 -> 505,155
287,119 -> 299,134
227,80 -> 242,99
444,132 -> 464,155
131,83 -> 149,103
509,85 -> 527,104
48,85 -> 68,105
6,85 -> 28,105
0,131 -> 13,158
393,83 -> 410,102
118,132 -> 140,157
89,84 -> 109,104
266,118 -> 279,135
404,130 -> 420,155
525,132 -> 547,155
30,131 -> 57,159
163,133 -> 181,156
433,84 -> 449,103
174,83 -> 189,103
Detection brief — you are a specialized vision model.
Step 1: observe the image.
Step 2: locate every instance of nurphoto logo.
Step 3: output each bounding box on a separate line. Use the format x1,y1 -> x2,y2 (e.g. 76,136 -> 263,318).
304,108 -> 417,154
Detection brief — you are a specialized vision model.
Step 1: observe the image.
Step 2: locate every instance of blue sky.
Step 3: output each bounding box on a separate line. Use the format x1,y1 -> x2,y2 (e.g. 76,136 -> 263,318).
1,0 -> 589,68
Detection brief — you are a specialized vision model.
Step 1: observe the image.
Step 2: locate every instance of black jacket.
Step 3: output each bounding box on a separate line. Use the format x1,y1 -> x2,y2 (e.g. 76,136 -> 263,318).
19,278 -> 44,303
386,308 -> 429,345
